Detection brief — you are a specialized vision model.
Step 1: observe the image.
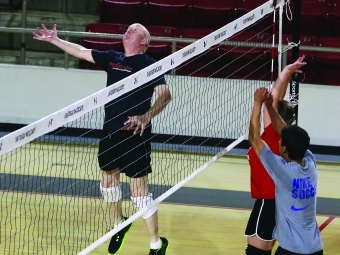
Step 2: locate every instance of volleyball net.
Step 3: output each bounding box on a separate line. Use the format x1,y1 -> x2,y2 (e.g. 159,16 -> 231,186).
0,1 -> 289,254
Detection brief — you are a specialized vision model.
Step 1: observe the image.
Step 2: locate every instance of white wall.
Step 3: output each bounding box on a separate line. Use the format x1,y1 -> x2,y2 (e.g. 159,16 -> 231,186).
0,64 -> 339,147
298,84 -> 340,146
0,64 -> 106,124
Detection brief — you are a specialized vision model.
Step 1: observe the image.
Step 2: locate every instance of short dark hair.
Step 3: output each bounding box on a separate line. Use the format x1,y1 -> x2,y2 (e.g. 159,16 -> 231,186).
281,125 -> 310,160
278,100 -> 295,125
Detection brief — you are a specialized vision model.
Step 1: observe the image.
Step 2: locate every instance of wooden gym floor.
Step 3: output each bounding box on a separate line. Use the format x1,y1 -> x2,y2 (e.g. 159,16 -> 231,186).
0,144 -> 339,255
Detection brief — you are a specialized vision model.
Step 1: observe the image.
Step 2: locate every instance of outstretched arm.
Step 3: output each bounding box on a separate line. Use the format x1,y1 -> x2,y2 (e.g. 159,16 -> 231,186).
248,87 -> 269,157
33,24 -> 94,63
271,55 -> 306,104
263,56 -> 306,127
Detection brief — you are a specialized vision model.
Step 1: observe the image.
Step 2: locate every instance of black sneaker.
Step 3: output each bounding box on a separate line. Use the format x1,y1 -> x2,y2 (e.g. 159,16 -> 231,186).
108,217 -> 133,254
149,237 -> 169,255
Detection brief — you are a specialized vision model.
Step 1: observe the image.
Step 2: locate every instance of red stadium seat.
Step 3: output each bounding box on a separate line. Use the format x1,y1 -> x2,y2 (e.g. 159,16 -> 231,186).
237,0 -> 268,11
218,32 -> 272,80
314,37 -> 340,85
145,25 -> 178,61
176,28 -> 218,77
329,0 -> 340,36
147,0 -> 193,3
178,28 -> 214,40
146,25 -> 178,37
79,23 -> 128,70
99,0 -> 146,25
236,0 -> 273,34
85,23 -> 129,35
191,0 -> 238,29
283,0 -> 331,36
146,1 -> 192,28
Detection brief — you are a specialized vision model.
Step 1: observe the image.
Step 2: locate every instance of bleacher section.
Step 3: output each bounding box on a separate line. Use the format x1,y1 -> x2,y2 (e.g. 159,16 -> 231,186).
1,0 -> 340,85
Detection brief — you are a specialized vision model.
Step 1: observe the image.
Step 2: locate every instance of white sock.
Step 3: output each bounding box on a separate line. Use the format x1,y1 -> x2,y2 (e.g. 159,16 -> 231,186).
150,238 -> 162,249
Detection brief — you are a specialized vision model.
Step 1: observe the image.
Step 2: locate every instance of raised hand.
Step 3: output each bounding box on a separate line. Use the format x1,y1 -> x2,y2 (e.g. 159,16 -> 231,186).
254,87 -> 269,104
124,114 -> 151,136
33,24 -> 57,43
285,55 -> 307,74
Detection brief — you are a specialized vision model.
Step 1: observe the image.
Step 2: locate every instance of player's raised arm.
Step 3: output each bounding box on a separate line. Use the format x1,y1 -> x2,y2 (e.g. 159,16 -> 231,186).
271,56 -> 306,104
33,24 -> 94,63
264,92 -> 287,136
248,88 -> 269,157
263,56 -> 306,127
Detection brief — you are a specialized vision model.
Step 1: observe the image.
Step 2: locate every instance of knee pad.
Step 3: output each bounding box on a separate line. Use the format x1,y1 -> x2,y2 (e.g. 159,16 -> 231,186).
100,183 -> 122,202
245,244 -> 271,255
131,193 -> 157,220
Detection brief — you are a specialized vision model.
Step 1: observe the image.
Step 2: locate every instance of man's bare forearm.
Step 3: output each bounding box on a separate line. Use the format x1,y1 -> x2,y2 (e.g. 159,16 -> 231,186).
51,37 -> 86,59
272,68 -> 292,101
249,102 -> 262,145
249,101 -> 267,156
146,91 -> 171,119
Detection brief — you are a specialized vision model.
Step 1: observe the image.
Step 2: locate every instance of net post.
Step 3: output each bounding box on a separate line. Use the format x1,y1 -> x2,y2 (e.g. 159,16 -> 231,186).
278,4 -> 284,75
64,32 -> 70,69
290,0 -> 301,124
270,0 -> 277,85
171,40 -> 177,75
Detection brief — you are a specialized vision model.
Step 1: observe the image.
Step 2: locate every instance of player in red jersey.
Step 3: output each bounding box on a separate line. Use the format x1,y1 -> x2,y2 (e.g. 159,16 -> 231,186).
245,56 -> 306,255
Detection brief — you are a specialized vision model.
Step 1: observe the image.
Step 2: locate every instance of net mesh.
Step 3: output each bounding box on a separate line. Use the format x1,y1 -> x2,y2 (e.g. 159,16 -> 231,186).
0,1 -> 288,254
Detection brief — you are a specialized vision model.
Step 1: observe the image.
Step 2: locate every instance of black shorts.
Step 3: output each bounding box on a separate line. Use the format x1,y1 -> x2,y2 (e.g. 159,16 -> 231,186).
245,199 -> 276,241
275,247 -> 323,255
98,130 -> 152,178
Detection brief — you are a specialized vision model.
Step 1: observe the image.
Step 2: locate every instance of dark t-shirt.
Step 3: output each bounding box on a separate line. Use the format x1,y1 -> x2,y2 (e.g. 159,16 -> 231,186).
91,50 -> 166,132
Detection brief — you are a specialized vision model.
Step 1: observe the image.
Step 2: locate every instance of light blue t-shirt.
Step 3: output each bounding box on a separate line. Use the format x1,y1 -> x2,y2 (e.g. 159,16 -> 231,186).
260,147 -> 323,254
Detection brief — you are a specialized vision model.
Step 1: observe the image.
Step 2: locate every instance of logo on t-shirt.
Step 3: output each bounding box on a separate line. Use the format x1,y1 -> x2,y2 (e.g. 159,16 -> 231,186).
291,204 -> 310,211
291,176 -> 316,211
109,62 -> 132,72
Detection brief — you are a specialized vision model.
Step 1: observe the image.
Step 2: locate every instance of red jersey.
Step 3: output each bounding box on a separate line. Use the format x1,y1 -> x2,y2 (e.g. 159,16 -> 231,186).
247,123 -> 280,199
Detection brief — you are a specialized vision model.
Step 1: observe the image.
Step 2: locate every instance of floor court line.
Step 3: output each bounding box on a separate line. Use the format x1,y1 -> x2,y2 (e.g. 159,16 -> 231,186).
319,216 -> 336,232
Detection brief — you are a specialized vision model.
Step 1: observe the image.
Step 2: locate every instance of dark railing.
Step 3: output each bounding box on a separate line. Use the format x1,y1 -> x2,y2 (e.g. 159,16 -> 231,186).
2,26 -> 340,70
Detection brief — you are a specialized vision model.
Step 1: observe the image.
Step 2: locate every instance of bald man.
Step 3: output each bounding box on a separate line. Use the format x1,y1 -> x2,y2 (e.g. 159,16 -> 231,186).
34,23 -> 171,255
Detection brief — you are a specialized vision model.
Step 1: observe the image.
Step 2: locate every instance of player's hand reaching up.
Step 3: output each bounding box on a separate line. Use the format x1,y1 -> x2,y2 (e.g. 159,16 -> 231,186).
284,55 -> 307,74
33,24 -> 58,43
254,87 -> 269,104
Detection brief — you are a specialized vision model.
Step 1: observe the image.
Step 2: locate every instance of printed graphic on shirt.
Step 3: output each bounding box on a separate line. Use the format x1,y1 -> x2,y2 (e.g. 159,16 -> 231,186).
291,176 -> 316,211
291,204 -> 310,211
109,62 -> 132,72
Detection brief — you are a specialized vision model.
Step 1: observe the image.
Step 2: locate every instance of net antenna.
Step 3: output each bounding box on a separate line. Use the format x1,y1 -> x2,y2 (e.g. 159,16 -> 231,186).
0,1 -> 287,254
289,0 -> 301,124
